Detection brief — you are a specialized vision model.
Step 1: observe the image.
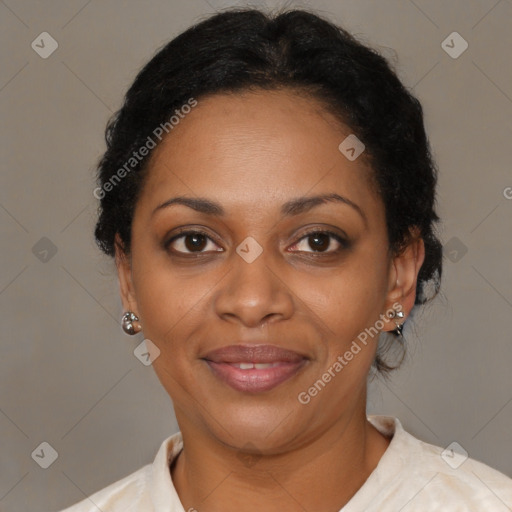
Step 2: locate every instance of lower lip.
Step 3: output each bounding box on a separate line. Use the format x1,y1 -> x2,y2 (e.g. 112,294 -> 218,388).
205,360 -> 307,393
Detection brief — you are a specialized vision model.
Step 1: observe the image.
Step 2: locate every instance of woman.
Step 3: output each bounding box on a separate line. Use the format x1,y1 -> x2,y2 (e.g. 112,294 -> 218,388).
60,7 -> 512,511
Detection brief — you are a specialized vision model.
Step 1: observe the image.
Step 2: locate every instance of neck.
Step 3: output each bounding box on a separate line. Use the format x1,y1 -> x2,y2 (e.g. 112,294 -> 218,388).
171,400 -> 390,512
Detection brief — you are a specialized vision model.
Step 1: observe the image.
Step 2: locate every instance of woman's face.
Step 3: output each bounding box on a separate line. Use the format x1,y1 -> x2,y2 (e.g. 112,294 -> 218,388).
117,89 -> 422,453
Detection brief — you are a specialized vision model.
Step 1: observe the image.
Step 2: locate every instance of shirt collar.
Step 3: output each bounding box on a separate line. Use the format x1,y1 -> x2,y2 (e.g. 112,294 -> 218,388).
148,431 -> 185,511
147,415 -> 405,511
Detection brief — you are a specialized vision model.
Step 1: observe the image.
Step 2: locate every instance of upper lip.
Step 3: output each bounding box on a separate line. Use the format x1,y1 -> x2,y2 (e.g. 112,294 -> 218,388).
203,344 -> 307,364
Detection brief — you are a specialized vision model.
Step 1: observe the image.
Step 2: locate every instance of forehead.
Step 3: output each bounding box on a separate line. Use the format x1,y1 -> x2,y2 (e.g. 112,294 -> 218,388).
138,89 -> 381,219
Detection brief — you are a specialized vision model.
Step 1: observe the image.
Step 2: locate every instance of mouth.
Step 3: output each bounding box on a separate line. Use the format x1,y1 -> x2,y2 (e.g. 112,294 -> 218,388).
202,344 -> 309,393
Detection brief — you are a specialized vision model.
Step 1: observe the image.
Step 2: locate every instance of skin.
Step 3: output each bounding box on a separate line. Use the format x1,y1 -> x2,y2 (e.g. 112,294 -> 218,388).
115,88 -> 425,511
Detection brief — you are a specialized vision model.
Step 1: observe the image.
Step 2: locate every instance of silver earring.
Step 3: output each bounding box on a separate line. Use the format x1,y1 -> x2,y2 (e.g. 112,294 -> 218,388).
388,310 -> 405,337
121,311 -> 141,335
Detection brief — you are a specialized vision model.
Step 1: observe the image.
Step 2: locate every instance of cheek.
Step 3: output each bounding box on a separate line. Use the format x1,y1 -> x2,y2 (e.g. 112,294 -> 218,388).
130,251 -> 209,347
301,255 -> 389,339
131,257 -> 209,397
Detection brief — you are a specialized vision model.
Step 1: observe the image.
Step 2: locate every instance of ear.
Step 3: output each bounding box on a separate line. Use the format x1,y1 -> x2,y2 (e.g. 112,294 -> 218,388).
381,228 -> 425,333
114,233 -> 139,316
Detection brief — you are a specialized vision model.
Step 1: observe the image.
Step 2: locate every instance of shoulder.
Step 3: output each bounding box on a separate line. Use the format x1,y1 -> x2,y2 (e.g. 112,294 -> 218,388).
56,432 -> 183,512
412,434 -> 512,508
367,415 -> 512,510
57,463 -> 152,511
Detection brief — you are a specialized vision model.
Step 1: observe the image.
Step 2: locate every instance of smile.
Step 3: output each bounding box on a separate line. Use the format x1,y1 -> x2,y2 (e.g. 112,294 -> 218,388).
205,359 -> 308,392
229,362 -> 283,369
202,343 -> 309,393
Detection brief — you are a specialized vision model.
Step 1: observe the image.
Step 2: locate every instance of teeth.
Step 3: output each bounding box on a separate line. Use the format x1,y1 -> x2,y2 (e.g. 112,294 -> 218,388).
231,362 -> 281,369
254,363 -> 276,369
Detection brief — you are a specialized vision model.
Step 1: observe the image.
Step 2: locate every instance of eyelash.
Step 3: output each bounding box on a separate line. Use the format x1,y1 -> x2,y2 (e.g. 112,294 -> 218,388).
289,228 -> 350,254
164,228 -> 349,256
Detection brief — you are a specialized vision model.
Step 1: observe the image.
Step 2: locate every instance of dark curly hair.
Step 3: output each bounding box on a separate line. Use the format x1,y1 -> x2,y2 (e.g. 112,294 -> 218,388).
93,7 -> 443,374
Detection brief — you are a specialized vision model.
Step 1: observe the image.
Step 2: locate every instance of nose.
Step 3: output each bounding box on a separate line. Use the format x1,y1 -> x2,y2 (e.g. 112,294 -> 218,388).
212,245 -> 295,328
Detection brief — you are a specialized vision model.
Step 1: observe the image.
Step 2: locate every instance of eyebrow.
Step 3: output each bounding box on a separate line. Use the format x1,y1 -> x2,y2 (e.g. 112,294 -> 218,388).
152,193 -> 367,226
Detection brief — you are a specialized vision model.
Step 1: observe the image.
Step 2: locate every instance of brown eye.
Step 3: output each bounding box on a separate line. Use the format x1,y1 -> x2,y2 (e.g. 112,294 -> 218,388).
290,230 -> 347,254
166,230 -> 223,254
307,232 -> 331,252
184,233 -> 207,251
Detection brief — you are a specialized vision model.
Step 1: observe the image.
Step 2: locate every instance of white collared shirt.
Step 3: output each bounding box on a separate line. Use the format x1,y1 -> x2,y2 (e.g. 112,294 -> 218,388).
58,415 -> 512,511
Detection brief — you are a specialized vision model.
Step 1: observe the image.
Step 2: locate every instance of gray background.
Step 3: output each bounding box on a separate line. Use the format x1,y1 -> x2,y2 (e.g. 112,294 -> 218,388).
1,0 -> 511,510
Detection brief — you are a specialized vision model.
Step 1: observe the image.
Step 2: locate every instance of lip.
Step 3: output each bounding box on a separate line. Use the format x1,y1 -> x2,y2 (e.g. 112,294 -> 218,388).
202,344 -> 308,393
